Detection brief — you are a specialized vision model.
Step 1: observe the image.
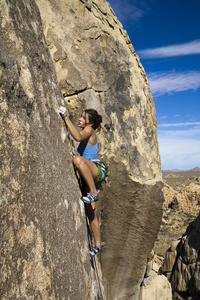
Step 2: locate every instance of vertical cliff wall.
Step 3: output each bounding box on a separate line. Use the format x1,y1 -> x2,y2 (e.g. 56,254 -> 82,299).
0,1 -> 95,299
35,1 -> 164,299
1,0 -> 164,299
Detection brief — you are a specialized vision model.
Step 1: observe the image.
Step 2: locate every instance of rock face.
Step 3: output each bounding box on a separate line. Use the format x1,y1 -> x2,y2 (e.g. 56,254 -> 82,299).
138,251 -> 172,300
163,181 -> 200,215
162,213 -> 200,300
140,272 -> 172,300
1,0 -> 163,299
36,1 -> 163,298
0,1 -> 94,299
154,176 -> 200,258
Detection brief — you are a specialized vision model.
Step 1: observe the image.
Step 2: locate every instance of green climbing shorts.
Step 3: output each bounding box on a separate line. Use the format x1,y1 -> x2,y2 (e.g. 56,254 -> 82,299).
94,163 -> 105,185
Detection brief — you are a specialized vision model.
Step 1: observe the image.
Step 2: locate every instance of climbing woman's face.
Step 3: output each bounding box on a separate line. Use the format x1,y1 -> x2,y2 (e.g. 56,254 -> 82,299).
78,112 -> 90,128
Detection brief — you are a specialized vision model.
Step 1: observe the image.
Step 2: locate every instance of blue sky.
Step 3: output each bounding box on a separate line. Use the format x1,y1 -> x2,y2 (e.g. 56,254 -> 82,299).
108,0 -> 200,170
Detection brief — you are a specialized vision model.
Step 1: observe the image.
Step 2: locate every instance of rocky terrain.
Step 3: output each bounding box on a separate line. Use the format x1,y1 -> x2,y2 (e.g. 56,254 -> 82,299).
154,168 -> 200,258
135,167 -> 200,300
162,213 -> 200,300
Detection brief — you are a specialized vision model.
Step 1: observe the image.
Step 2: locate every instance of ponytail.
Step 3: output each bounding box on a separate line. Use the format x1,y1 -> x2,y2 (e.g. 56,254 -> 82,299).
85,109 -> 102,130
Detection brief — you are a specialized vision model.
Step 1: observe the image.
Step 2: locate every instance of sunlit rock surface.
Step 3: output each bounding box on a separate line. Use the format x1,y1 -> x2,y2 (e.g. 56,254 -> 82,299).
0,1 -> 94,299
36,0 -> 163,299
1,0 -> 163,299
162,213 -> 200,300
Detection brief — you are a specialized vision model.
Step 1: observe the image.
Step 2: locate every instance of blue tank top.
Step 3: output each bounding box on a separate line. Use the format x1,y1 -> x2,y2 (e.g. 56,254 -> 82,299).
77,141 -> 99,161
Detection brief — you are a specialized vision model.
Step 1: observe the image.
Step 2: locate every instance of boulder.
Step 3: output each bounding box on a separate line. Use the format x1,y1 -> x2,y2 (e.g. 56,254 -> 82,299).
140,253 -> 172,300
162,214 -> 200,300
163,181 -> 200,215
140,272 -> 172,300
36,1 -> 163,298
1,0 -> 164,299
162,240 -> 180,275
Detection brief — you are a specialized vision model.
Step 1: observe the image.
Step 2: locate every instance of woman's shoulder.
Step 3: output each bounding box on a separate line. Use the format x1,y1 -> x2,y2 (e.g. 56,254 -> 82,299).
83,125 -> 93,134
88,128 -> 97,145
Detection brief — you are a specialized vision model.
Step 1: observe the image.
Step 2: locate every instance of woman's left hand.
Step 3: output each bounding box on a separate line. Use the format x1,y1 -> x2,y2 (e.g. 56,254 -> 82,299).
59,106 -> 68,117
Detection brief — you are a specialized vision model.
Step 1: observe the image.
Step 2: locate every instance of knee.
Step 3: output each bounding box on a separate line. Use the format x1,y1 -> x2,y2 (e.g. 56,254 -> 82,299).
73,156 -> 82,168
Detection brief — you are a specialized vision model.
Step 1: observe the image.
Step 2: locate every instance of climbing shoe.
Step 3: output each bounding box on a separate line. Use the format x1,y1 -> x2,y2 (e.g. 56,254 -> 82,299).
80,192 -> 99,204
89,244 -> 104,257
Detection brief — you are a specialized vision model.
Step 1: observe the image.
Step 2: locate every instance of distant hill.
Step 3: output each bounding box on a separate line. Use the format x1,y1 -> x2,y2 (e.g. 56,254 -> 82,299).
189,166 -> 200,172
162,169 -> 182,173
164,173 -> 183,178
162,167 -> 200,188
162,166 -> 200,174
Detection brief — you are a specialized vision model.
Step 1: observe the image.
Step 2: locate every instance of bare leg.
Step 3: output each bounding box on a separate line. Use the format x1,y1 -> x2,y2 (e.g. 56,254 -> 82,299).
86,203 -> 101,247
83,184 -> 102,247
73,156 -> 98,194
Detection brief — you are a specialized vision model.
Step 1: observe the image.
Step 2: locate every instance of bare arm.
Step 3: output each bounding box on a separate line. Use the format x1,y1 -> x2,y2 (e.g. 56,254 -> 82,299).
62,116 -> 92,141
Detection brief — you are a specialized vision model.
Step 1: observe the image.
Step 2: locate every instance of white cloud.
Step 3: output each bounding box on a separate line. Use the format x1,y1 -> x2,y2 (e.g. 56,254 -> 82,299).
147,70 -> 200,96
138,39 -> 200,59
159,138 -> 200,170
158,128 -> 200,170
159,122 -> 200,128
158,127 -> 200,138
159,116 -> 168,119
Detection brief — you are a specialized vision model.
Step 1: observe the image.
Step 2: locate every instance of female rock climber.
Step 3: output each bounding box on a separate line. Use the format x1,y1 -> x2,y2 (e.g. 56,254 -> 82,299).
58,106 -> 104,257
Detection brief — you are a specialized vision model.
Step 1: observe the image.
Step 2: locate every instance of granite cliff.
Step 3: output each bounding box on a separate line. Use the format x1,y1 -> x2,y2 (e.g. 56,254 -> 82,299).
1,0 -> 164,299
162,213 -> 200,300
1,1 -> 93,299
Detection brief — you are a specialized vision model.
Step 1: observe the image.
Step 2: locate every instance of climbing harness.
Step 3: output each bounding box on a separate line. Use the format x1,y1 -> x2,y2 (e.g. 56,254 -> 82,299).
94,161 -> 111,185
67,132 -> 111,190
86,217 -> 104,300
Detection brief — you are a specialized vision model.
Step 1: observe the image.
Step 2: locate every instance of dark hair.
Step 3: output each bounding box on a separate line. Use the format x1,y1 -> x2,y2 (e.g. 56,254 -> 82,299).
85,109 -> 102,130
